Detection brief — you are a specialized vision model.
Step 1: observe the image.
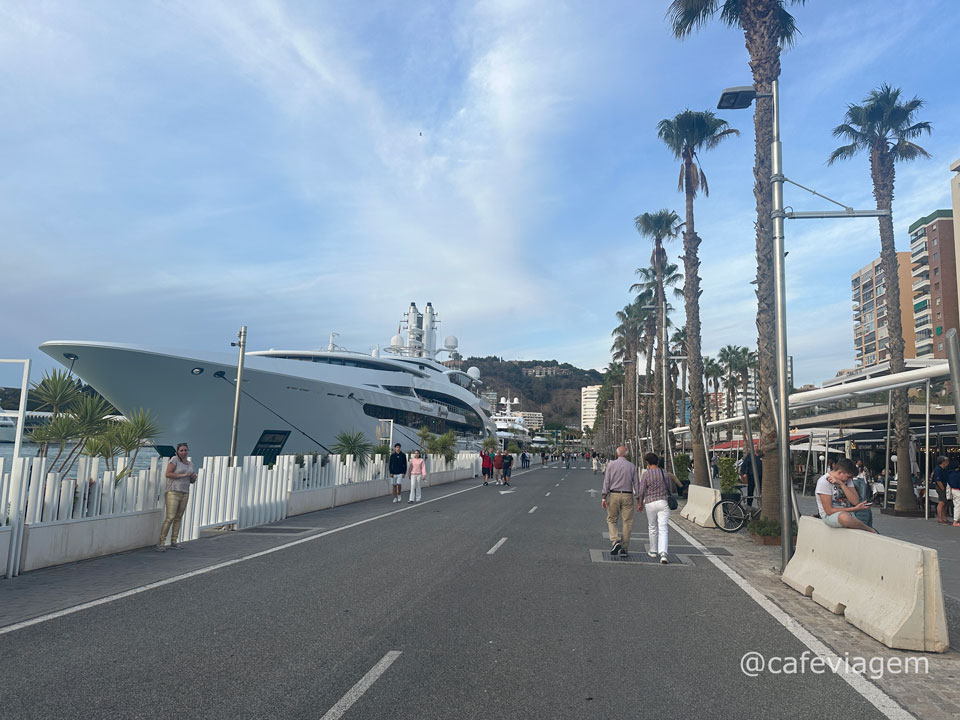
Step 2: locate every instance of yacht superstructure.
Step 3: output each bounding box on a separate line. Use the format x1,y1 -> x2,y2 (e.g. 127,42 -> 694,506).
490,396 -> 531,449
40,303 -> 495,460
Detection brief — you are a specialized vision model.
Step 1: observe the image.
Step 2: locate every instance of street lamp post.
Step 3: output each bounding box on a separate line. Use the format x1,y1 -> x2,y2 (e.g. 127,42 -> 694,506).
718,81 -> 890,570
228,325 -> 247,464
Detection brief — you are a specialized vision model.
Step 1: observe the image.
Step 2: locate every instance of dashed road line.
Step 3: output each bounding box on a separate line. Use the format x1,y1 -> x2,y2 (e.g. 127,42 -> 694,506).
545,492 -> 551,497
320,651 -> 402,720
528,506 -> 538,514
487,537 -> 508,555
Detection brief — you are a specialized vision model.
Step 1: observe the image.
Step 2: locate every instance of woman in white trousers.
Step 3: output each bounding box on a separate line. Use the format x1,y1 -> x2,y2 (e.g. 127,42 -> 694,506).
637,453 -> 673,564
407,450 -> 426,503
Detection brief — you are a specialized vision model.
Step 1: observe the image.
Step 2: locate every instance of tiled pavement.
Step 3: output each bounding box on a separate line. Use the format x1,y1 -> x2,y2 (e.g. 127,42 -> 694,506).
672,506 -> 960,720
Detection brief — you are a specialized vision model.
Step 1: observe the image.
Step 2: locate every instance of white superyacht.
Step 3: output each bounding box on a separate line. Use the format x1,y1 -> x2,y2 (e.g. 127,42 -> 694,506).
40,303 -> 496,461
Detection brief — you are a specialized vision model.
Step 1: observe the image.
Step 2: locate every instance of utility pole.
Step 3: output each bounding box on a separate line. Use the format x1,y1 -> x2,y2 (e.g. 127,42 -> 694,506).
228,325 -> 247,464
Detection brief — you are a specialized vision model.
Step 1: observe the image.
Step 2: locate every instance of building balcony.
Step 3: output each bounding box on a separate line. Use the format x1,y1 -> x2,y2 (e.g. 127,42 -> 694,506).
911,241 -> 927,257
913,275 -> 930,292
912,257 -> 929,274
914,298 -> 930,313
916,314 -> 932,331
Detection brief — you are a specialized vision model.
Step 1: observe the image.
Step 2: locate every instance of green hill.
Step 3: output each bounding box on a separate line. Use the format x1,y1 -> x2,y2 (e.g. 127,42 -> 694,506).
464,357 -> 603,429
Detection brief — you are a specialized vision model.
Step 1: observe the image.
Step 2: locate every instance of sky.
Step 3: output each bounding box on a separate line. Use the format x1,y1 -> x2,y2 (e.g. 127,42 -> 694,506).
2,0 -> 959,391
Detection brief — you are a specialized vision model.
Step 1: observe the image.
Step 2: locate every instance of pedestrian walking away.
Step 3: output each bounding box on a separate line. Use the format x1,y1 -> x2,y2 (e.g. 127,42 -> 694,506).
600,446 -> 640,558
946,461 -> 960,527
502,451 -> 514,486
407,450 -> 426,503
481,450 -> 493,486
158,443 -> 197,551
591,455 -> 599,474
389,443 -> 407,502
638,453 -> 678,564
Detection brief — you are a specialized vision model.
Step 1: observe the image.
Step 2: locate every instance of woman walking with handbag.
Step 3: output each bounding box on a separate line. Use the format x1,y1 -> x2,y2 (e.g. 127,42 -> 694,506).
638,452 -> 677,564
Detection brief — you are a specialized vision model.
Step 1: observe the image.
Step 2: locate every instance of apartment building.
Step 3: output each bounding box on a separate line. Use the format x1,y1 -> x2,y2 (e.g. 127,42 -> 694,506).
580,384 -> 601,432
909,209 -> 957,358
518,411 -> 544,431
852,253 -> 916,368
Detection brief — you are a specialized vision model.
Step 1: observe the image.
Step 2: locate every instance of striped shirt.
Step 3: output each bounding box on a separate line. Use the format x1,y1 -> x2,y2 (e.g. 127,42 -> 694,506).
637,467 -> 673,503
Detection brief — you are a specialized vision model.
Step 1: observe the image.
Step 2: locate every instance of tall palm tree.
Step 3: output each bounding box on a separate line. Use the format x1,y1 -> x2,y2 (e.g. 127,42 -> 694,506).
718,344 -> 745,440
671,327 -> 688,430
828,83 -> 931,511
631,265 -> 682,447
703,355 -> 724,421
670,0 -> 806,522
612,296 -> 653,450
657,109 -> 739,485
630,214 -> 682,458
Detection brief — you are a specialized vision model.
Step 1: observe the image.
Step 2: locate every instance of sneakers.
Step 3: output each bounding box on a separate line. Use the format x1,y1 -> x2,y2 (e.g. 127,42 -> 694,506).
155,544 -> 166,552
954,522 -> 960,527
659,553 -> 668,565
483,481 -> 488,486
647,551 -> 657,558
408,499 -> 414,504
169,543 -> 184,550
610,541 -> 623,558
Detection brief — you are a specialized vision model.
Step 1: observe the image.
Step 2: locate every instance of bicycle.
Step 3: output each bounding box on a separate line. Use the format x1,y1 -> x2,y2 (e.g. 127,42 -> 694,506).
711,489 -> 762,532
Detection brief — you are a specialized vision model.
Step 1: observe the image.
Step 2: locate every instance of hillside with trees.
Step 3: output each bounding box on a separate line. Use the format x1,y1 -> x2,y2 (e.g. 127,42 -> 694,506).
464,357 -> 603,429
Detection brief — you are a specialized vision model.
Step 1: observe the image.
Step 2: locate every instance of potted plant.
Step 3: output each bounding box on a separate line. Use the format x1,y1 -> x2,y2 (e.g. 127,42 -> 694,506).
747,516 -> 798,546
717,457 -> 741,501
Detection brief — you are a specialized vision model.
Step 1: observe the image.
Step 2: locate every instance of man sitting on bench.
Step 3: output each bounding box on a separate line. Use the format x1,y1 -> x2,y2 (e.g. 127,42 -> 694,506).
815,457 -> 878,533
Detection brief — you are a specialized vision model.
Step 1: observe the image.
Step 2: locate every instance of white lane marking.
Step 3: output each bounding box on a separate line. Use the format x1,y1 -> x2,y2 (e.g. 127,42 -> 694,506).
528,506 -> 538,514
668,520 -> 915,720
320,650 -> 402,720
1,478 -> 501,636
555,483 -> 559,487
545,492 -> 551,497
487,537 -> 508,555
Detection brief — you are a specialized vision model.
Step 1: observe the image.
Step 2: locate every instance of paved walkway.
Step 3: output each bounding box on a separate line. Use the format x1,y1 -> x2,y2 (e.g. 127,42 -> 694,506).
0,464 -> 955,719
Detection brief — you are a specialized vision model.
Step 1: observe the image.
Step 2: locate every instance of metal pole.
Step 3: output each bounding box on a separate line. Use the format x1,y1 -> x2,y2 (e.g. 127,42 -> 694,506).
662,296 -> 672,472
770,79 -> 792,567
925,378 -> 930,520
946,329 -> 960,441
883,391 -> 892,509
635,352 -> 640,458
12,360 -> 30,461
741,396 -> 760,490
701,416 -> 714,489
802,433 -> 813,496
228,325 -> 247,463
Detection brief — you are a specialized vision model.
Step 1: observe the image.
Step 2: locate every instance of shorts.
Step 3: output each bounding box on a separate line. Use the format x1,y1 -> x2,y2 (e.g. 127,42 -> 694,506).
503,468 -> 512,478
391,474 -> 404,486
822,512 -> 844,528
482,467 -> 491,477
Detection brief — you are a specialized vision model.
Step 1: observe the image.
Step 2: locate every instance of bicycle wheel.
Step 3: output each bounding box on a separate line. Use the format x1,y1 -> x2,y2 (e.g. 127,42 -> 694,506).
713,500 -> 747,532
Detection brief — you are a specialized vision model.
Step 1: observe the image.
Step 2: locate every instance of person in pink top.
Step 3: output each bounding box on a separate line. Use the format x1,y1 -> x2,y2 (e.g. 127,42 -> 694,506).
407,449 -> 427,503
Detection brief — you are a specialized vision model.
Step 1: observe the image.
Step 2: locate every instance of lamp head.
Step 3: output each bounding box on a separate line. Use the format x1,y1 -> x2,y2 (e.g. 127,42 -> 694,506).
717,86 -> 758,110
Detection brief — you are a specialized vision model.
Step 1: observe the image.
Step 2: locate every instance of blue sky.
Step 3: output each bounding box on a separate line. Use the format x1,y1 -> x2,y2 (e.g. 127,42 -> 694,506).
2,0 -> 959,390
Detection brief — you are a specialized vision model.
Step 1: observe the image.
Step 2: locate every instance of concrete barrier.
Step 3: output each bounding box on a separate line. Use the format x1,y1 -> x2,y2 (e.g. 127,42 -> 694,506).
20,510 -> 163,572
783,516 -> 949,652
287,487 -> 335,516
680,484 -> 720,528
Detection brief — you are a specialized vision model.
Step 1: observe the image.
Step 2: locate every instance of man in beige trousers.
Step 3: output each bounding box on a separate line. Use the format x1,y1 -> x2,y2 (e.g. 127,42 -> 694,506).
600,446 -> 640,558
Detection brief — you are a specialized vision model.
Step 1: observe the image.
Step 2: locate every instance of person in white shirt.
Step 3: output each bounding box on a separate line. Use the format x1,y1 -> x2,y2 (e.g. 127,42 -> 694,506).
815,457 -> 878,533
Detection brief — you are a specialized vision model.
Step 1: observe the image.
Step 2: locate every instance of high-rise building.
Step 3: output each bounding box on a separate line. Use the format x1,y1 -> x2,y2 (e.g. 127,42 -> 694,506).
909,209 -> 956,358
518,411 -> 544,431
744,356 -> 793,410
580,385 -> 601,432
851,253 -> 916,368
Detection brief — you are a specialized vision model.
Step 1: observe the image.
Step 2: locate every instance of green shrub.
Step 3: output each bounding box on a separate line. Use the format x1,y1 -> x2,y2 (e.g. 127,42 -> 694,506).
747,516 -> 798,537
718,457 -> 740,494
427,431 -> 457,463
331,430 -> 373,467
673,454 -> 691,484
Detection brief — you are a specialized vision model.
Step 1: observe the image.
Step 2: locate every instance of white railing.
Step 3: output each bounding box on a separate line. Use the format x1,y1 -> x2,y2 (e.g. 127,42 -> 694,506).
2,450 -> 482,577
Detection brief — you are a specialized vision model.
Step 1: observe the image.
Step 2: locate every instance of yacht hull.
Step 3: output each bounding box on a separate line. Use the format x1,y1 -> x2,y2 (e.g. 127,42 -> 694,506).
39,341 -> 491,459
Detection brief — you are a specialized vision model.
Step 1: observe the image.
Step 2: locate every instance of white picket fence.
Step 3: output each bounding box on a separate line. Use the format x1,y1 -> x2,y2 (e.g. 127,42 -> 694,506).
2,450 -> 481,577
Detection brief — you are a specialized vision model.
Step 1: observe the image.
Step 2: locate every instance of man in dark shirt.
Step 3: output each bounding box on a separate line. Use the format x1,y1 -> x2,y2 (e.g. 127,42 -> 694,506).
740,452 -> 762,507
502,452 -> 514,486
388,444 -> 407,503
932,456 -> 949,524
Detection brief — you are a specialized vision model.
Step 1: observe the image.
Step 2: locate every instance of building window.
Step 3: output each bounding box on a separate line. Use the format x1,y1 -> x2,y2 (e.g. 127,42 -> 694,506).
933,252 -> 939,262
937,297 -> 942,305
933,237 -> 938,246
939,343 -> 945,351
937,311 -> 942,320
935,282 -> 941,290
934,267 -> 940,276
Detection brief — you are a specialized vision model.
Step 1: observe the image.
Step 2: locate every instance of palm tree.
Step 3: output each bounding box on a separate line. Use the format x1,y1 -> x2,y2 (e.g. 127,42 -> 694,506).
828,83 -> 931,511
703,355 -> 724,421
612,296 -> 652,451
657,109 -> 739,485
631,266 -> 682,445
718,344 -> 746,440
670,0 -> 805,520
671,327 -> 688,431
630,234 -> 682,457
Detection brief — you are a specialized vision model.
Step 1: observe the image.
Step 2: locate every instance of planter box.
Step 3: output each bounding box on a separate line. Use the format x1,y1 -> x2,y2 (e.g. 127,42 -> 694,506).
20,510 -> 163,572
750,532 -> 797,547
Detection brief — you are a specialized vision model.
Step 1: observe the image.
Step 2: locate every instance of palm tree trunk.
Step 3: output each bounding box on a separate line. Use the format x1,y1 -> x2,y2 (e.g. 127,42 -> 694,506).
743,0 -> 783,524
871,149 -> 914,510
653,243 -> 666,457
643,320 -> 655,446
682,155 -> 709,486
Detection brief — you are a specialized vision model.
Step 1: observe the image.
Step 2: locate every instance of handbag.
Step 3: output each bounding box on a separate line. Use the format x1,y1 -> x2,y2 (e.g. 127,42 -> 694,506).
660,469 -> 678,510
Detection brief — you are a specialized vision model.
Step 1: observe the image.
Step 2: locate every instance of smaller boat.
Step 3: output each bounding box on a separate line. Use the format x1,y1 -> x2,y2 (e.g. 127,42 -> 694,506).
0,405 -> 17,444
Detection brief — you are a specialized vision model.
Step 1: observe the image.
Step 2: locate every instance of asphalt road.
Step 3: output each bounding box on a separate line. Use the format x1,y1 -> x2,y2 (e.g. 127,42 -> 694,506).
0,463 -> 891,719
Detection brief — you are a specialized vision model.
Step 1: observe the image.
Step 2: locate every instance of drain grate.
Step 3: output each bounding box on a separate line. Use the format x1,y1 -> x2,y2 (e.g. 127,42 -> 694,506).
589,549 -> 692,566
239,526 -> 314,535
